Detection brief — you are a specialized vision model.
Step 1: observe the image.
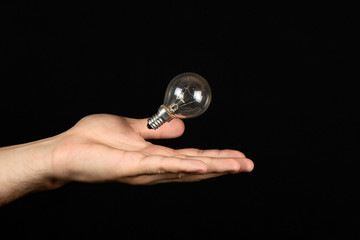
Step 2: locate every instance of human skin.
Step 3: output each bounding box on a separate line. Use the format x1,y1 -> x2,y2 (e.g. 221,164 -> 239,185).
0,114 -> 254,206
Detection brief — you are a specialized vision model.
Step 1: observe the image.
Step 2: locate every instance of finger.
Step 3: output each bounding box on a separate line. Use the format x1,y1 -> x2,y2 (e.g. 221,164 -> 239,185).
139,146 -> 254,173
173,149 -> 253,172
174,148 -> 247,158
125,172 -> 191,184
148,173 -> 228,184
175,155 -> 254,173
127,118 -> 185,139
125,172 -> 227,185
134,154 -> 208,175
142,146 -> 247,159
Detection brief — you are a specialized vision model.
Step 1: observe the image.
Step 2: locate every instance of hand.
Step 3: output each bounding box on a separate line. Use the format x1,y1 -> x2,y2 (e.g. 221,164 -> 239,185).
0,114 -> 254,206
50,114 -> 254,185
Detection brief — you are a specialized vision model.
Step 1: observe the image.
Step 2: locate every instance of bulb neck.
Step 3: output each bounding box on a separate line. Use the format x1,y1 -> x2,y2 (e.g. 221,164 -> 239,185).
147,105 -> 174,130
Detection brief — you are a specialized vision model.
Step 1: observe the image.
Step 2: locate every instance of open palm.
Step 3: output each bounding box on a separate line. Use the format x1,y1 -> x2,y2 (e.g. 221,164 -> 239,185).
50,114 -> 254,185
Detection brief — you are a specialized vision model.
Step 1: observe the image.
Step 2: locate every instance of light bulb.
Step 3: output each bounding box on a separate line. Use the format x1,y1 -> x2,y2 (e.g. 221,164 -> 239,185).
147,72 -> 212,130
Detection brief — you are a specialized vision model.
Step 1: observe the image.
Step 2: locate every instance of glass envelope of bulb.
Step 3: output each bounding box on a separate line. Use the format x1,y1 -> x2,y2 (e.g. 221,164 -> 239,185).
164,73 -> 211,119
147,72 -> 211,129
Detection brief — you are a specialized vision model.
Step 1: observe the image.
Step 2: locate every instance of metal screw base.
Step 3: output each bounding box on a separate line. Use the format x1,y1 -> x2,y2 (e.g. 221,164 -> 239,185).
147,105 -> 173,130
147,113 -> 166,130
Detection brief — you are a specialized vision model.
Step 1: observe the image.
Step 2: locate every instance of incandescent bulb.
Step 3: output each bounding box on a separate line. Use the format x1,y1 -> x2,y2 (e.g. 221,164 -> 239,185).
147,72 -> 212,130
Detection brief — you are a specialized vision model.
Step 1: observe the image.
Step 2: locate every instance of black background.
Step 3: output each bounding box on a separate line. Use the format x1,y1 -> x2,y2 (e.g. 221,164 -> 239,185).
0,1 -> 357,239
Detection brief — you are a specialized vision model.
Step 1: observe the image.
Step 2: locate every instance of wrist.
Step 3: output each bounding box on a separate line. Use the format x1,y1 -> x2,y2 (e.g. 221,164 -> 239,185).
0,136 -> 65,206
26,136 -> 67,190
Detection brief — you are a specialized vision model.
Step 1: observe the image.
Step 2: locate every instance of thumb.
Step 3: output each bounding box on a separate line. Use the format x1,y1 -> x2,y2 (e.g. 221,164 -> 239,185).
128,118 -> 185,139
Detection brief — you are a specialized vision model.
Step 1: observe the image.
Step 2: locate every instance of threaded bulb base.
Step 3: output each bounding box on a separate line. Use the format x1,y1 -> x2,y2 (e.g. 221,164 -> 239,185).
147,113 -> 166,130
147,105 -> 173,130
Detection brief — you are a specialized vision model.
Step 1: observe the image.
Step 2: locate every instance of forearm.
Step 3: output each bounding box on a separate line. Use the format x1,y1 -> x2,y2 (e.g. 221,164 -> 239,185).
0,137 -> 63,206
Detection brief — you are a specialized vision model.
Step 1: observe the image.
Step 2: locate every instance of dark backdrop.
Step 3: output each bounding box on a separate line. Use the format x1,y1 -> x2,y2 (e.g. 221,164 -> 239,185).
0,1 -> 357,239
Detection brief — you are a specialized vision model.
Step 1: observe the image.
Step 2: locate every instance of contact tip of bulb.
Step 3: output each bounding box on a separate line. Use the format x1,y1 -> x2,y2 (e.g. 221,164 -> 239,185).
147,122 -> 153,130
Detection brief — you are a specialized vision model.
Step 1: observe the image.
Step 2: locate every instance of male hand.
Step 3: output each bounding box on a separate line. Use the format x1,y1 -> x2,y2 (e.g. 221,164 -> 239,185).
0,114 -> 254,206
51,114 -> 254,185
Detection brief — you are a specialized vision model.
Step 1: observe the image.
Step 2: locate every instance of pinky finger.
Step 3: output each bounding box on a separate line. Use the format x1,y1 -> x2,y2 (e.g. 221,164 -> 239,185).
148,172 -> 228,185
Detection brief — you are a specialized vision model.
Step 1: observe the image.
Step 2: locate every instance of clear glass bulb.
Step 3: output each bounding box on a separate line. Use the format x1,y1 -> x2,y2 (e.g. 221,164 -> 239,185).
147,72 -> 212,130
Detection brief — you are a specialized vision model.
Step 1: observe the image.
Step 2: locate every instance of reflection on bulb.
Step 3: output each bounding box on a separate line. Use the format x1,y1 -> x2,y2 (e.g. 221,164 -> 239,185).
147,72 -> 212,130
